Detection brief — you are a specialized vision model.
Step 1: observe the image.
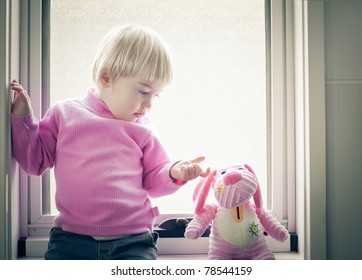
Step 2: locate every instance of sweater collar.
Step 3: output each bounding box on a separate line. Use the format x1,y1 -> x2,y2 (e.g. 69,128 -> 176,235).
81,88 -> 117,119
81,88 -> 150,126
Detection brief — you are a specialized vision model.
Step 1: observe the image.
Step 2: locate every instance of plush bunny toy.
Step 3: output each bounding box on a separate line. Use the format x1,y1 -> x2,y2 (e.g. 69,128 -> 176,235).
184,164 -> 289,259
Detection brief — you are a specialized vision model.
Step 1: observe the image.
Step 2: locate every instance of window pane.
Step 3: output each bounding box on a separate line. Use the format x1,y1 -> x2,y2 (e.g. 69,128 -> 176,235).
49,0 -> 267,214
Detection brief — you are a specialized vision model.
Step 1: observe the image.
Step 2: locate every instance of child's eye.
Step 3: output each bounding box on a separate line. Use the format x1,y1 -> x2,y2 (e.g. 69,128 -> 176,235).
138,90 -> 149,95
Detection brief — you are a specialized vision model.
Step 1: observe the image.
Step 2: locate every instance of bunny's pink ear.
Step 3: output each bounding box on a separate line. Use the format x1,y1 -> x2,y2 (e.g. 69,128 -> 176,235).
244,164 -> 263,209
193,170 -> 217,215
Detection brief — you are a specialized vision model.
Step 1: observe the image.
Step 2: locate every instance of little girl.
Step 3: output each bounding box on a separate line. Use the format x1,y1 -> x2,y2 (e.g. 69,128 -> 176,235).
10,24 -> 209,260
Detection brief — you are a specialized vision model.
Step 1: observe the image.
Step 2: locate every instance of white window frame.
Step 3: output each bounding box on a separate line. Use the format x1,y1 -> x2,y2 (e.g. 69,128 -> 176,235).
19,0 -> 296,257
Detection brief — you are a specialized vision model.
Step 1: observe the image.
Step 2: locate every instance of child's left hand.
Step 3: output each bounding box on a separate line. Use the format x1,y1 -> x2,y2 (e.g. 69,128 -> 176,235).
170,156 -> 210,182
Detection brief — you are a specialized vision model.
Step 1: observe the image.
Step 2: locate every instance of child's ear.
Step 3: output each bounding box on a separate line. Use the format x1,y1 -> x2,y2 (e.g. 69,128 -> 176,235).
100,71 -> 111,87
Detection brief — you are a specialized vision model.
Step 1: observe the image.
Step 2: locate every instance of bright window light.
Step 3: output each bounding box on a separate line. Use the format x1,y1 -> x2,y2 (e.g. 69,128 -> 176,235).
49,0 -> 267,214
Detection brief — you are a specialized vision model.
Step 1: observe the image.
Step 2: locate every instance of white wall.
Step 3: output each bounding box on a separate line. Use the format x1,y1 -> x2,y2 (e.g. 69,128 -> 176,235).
324,0 -> 362,260
293,0 -> 362,260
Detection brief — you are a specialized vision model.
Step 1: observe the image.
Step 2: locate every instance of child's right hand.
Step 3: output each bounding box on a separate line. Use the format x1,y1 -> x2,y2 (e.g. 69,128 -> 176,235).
10,80 -> 32,116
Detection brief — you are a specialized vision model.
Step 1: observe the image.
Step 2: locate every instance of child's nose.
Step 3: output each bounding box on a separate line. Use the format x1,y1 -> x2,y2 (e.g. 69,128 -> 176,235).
143,98 -> 153,109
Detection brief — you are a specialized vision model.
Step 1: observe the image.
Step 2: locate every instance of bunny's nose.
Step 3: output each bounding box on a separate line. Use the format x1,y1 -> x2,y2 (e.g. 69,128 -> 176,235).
223,170 -> 243,185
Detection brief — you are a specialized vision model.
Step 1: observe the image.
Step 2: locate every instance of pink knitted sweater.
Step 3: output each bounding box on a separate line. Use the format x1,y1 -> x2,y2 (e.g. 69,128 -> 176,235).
11,88 -> 182,236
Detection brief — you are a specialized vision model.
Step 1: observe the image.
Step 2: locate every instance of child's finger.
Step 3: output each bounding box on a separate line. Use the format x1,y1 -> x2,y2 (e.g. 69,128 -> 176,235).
190,156 -> 206,164
198,167 -> 211,178
11,84 -> 25,92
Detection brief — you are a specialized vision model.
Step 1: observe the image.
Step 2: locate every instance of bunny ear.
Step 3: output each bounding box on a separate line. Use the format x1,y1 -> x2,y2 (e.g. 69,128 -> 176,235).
194,169 -> 217,215
192,177 -> 206,202
244,164 -> 263,209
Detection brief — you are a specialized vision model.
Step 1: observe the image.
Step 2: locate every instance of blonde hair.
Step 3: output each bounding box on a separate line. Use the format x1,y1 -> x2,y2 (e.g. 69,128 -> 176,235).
92,24 -> 173,86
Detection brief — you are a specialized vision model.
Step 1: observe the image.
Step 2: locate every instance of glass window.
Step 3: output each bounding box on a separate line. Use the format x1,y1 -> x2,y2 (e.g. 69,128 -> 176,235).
48,0 -> 267,215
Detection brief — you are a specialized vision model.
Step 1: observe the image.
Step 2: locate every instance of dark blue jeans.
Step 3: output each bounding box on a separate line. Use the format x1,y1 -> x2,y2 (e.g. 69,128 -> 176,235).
44,227 -> 159,260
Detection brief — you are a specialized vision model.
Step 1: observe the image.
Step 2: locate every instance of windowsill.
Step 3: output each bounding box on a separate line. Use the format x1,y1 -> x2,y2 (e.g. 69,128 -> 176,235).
158,252 -> 303,260
18,253 -> 303,260
19,233 -> 298,259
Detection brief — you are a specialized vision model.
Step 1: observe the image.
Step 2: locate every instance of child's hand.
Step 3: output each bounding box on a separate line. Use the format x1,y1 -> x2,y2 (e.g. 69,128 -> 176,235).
10,80 -> 32,116
170,156 -> 210,182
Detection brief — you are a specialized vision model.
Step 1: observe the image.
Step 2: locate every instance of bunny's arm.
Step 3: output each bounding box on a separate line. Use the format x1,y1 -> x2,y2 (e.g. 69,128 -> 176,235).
185,204 -> 217,240
256,208 -> 289,242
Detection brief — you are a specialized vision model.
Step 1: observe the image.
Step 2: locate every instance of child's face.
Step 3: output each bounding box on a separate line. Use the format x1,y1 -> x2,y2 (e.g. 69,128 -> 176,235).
105,76 -> 165,122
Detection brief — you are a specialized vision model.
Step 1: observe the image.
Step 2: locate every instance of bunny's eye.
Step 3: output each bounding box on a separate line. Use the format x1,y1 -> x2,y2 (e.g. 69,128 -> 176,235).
219,166 -> 243,175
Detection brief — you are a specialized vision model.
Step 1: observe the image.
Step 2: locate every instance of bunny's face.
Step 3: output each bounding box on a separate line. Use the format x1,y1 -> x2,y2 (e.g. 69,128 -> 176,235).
212,165 -> 258,208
